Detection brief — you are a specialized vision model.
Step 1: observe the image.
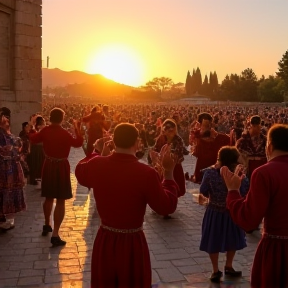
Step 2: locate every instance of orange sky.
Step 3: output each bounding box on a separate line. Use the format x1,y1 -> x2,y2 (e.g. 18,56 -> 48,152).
42,0 -> 288,87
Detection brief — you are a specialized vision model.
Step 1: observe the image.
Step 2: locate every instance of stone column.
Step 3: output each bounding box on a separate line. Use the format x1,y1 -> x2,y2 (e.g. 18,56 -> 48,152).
0,0 -> 42,134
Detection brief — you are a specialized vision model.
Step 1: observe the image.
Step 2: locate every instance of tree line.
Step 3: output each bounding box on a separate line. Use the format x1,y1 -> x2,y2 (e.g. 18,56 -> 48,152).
44,49 -> 288,103
139,49 -> 288,102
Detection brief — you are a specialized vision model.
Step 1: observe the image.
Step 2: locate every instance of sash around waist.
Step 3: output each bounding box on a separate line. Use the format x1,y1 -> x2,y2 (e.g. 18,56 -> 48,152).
263,232 -> 288,240
45,154 -> 67,162
101,224 -> 143,233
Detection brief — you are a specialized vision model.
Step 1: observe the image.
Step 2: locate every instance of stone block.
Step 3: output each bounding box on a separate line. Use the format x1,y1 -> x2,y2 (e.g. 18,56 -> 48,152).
15,34 -> 29,47
17,276 -> 43,286
156,267 -> 185,282
0,0 -> 16,9
35,14 -> 42,26
34,260 -> 58,269
14,79 -> 23,90
154,251 -> 190,261
0,91 -> 16,102
14,11 -> 23,24
15,90 -> 42,102
0,278 -> 18,287
0,270 -> 20,279
9,261 -> 34,270
171,258 -> 197,267
20,269 -> 45,277
177,265 -> 204,274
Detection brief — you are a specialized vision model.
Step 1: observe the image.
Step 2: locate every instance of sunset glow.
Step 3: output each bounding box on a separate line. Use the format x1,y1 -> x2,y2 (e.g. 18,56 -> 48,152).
42,0 -> 288,86
86,45 -> 145,87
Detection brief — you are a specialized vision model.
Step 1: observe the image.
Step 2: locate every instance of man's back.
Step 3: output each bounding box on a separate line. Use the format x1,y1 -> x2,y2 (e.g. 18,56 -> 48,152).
255,155 -> 288,236
76,153 -> 178,228
75,150 -> 179,288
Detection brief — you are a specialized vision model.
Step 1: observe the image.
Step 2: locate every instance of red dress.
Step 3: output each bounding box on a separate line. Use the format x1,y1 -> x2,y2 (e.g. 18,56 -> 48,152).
152,134 -> 186,197
30,124 -> 83,199
82,112 -> 109,156
192,133 -> 230,183
75,153 -> 179,288
227,155 -> 288,288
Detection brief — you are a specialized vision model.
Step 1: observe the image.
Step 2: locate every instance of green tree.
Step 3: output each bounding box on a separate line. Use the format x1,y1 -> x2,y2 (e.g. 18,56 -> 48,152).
142,77 -> 174,95
185,71 -> 192,95
258,76 -> 285,102
276,49 -> 288,91
195,67 -> 202,92
201,74 -> 209,96
239,68 -> 258,101
190,69 -> 196,94
219,74 -> 235,100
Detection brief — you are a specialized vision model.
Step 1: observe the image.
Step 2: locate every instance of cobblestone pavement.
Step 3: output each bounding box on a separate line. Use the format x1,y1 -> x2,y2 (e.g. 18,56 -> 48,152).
0,148 -> 261,288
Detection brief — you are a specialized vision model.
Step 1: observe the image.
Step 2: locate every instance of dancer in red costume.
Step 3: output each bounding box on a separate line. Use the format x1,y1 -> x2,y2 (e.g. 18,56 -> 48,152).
75,123 -> 179,288
188,112 -> 230,183
221,124 -> 288,288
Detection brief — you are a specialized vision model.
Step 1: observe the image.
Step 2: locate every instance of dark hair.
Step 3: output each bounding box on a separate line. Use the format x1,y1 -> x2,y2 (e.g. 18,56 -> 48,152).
162,118 -> 176,127
250,115 -> 261,125
35,116 -> 45,127
197,112 -> 213,123
268,124 -> 288,152
113,123 -> 139,149
218,146 -> 240,172
50,108 -> 64,124
22,122 -> 29,129
0,107 -> 11,118
91,105 -> 101,113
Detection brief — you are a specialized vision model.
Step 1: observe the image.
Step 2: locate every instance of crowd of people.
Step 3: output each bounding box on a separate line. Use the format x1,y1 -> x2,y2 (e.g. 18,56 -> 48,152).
0,101 -> 288,288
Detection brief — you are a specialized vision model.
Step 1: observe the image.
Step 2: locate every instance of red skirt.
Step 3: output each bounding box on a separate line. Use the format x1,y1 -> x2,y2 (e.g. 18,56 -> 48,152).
41,159 -> 72,199
91,226 -> 151,288
173,163 -> 186,197
251,237 -> 288,288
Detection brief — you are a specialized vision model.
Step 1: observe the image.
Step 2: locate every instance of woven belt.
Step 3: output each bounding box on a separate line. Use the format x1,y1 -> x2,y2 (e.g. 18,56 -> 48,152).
263,233 -> 288,240
101,224 -> 143,233
45,154 -> 67,162
248,157 -> 266,161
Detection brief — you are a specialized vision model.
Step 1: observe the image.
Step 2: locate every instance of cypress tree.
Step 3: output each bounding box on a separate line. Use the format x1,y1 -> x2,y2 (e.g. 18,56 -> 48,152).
185,71 -> 192,96
191,69 -> 196,95
195,67 -> 202,93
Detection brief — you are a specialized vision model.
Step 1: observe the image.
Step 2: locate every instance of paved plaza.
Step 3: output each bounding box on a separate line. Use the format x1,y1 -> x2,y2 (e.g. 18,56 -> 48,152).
0,148 -> 261,288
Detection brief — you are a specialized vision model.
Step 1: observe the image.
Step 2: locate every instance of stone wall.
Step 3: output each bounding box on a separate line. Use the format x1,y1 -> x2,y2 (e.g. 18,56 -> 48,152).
0,0 -> 42,133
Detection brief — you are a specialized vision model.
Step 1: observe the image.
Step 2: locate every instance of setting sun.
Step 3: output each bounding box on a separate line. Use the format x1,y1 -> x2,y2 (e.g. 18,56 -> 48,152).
86,44 -> 145,87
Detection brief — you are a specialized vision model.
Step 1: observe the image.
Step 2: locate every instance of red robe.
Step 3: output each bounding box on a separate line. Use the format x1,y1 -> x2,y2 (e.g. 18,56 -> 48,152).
75,153 -> 179,288
30,124 -> 83,199
193,133 -> 230,183
227,155 -> 288,288
153,134 -> 186,197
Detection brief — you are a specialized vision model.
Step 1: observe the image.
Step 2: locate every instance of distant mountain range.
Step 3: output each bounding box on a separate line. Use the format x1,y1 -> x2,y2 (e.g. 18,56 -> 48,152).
42,68 -> 134,97
42,68 -> 133,87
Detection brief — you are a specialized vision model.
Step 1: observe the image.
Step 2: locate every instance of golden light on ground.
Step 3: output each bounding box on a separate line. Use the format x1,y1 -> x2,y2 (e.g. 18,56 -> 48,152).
86,44 -> 145,87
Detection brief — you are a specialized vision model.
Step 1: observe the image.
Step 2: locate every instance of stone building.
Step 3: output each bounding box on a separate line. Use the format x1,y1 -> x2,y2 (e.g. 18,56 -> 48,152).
0,0 -> 42,133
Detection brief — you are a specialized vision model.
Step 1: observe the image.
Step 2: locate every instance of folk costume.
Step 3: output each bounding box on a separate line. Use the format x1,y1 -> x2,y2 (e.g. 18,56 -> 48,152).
189,128 -> 230,183
151,134 -> 186,197
0,127 -> 26,223
30,124 -> 83,199
227,155 -> 288,288
75,152 -> 179,288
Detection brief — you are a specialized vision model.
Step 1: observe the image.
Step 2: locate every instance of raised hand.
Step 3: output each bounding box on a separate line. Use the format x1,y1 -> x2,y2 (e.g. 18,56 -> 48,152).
103,139 -> 115,155
220,165 -> 244,191
160,144 -> 178,172
149,150 -> 160,167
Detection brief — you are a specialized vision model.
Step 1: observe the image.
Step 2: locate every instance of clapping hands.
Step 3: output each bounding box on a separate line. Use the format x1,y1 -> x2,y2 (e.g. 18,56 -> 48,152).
220,164 -> 245,191
149,144 -> 178,178
160,144 -> 178,172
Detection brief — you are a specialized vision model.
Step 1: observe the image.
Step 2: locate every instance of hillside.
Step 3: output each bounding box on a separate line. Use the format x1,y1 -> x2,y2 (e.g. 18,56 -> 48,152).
42,68 -> 134,98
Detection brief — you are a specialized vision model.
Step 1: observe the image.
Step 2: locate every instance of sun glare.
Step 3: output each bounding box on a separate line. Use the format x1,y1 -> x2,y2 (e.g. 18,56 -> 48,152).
86,45 -> 145,87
